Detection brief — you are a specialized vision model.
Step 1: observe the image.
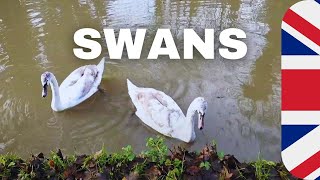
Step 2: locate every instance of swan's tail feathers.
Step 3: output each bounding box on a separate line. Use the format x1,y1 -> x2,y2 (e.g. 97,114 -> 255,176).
127,79 -> 140,97
97,57 -> 105,73
127,79 -> 138,91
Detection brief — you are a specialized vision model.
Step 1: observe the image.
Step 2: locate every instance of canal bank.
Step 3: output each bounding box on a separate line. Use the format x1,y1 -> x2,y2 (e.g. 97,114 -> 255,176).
0,137 -> 296,180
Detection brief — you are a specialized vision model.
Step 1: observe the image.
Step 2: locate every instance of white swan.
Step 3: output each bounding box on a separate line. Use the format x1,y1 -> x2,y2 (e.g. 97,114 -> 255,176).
127,79 -> 208,143
41,58 -> 105,112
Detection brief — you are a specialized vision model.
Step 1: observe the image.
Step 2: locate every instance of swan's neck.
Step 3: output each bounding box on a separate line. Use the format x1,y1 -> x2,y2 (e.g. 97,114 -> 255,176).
181,101 -> 199,142
49,74 -> 63,111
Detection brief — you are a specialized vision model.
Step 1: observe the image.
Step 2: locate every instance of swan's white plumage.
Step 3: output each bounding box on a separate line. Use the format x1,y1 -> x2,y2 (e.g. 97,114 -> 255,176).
43,58 -> 105,111
127,79 -> 207,143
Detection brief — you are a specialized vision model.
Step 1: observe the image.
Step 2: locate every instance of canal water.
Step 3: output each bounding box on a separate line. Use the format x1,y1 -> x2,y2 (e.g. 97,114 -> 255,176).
0,0 -> 297,161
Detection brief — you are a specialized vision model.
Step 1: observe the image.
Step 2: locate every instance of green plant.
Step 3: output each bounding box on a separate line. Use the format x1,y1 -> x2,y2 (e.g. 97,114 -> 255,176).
82,155 -> 93,169
0,153 -> 19,167
108,145 -> 135,167
212,140 -> 224,160
277,164 -> 290,180
217,151 -> 225,160
0,138 -> 293,180
165,158 -> 184,180
18,168 -> 36,180
65,155 -> 76,166
212,140 -> 217,147
200,161 -> 211,170
235,166 -> 246,180
132,160 -> 147,175
122,145 -> 135,162
166,168 -> 181,180
0,153 -> 19,177
49,151 -> 65,170
95,147 -> 109,172
251,154 -> 276,180
143,136 -> 168,165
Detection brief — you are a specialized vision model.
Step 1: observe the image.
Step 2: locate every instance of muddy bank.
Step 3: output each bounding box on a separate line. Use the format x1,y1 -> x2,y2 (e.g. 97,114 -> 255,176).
0,137 -> 297,180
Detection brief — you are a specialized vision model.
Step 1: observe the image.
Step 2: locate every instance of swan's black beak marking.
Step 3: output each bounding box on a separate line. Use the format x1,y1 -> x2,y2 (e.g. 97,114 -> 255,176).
198,113 -> 205,130
42,83 -> 48,98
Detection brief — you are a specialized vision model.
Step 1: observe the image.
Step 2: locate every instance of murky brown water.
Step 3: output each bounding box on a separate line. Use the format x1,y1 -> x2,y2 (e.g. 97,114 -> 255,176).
0,0 -> 298,161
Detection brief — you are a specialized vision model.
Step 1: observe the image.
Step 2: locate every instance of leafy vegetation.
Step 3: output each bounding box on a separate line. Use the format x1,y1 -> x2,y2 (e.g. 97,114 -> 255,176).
49,151 -> 65,170
94,147 -> 108,172
0,153 -> 21,178
0,137 -> 297,180
165,158 -> 184,180
199,161 -> 211,170
143,136 -> 168,165
108,145 -> 135,167
251,154 -> 277,180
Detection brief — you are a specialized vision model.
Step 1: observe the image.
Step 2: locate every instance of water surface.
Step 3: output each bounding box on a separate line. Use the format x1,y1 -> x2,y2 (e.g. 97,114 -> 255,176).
0,0 -> 297,161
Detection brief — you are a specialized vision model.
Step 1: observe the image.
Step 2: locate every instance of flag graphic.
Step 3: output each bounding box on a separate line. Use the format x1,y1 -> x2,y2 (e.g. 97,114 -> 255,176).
282,0 -> 320,179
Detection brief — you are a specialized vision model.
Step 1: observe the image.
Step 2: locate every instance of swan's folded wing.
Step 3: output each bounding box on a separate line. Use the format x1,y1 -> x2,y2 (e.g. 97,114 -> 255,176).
60,66 -> 86,90
138,90 -> 184,131
60,66 -> 99,107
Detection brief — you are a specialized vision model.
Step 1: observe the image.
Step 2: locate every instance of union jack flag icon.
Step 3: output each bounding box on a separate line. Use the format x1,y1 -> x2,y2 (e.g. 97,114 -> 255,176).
282,0 -> 320,179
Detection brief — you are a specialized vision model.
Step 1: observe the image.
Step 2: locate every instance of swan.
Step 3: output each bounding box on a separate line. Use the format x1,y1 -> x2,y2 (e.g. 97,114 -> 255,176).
127,79 -> 208,143
41,58 -> 105,112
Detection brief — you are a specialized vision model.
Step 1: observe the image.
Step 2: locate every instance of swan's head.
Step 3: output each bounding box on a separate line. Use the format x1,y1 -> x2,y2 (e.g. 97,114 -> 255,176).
195,97 -> 208,130
41,72 -> 51,98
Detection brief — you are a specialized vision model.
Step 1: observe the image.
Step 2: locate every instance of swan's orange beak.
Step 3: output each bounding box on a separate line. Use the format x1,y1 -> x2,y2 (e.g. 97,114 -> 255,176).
198,113 -> 205,130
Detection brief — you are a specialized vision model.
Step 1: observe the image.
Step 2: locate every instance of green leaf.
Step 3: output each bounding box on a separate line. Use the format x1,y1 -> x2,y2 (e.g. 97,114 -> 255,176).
212,140 -> 217,146
218,151 -> 225,159
200,161 -> 211,170
128,154 -> 135,161
8,162 -> 15,167
173,159 -> 181,167
165,159 -> 171,166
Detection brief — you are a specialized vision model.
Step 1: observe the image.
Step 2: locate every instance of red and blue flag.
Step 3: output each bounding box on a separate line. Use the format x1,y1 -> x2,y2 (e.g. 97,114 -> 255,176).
282,0 -> 320,179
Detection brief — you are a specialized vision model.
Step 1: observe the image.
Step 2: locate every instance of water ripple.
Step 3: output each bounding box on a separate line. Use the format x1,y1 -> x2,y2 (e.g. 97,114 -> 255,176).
0,0 -> 284,161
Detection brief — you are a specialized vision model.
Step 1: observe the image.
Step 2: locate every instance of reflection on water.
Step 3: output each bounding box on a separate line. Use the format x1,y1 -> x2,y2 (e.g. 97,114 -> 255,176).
0,0 -> 298,161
